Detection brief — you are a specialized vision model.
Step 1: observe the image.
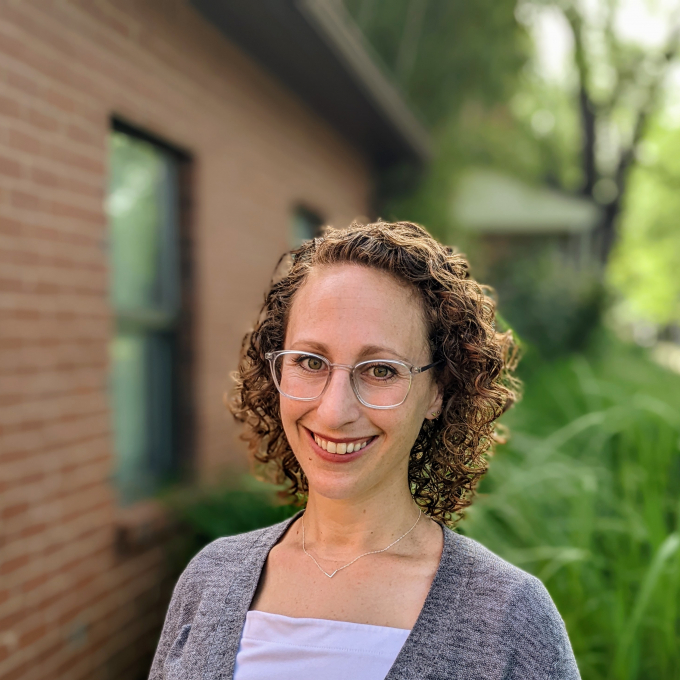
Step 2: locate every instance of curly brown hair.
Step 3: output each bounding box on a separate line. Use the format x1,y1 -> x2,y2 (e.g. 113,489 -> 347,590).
230,221 -> 520,526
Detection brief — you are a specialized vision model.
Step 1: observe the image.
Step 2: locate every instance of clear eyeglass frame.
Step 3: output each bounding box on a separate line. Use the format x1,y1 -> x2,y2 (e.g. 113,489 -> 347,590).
264,350 -> 439,410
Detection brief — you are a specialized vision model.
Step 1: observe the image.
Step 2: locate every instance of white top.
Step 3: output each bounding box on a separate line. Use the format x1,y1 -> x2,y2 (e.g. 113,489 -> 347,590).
233,610 -> 411,680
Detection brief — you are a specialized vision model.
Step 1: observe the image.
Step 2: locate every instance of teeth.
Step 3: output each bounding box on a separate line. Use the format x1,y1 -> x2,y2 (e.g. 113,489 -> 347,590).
313,434 -> 370,454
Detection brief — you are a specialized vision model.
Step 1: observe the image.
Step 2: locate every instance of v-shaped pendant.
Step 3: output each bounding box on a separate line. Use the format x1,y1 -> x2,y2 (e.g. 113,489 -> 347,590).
301,508 -> 423,579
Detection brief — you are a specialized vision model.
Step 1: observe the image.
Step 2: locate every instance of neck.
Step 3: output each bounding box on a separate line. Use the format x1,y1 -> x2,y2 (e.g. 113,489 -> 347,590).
301,482 -> 421,558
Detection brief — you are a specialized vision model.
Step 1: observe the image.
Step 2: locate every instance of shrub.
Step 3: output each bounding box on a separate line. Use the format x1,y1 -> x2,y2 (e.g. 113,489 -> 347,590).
465,338 -> 680,679
491,247 -> 605,358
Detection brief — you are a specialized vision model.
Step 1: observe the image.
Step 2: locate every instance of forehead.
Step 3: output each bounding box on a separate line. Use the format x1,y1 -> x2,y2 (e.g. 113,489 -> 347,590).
285,264 -> 429,359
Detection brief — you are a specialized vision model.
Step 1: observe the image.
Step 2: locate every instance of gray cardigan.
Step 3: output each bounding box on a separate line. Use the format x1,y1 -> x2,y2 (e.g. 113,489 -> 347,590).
149,514 -> 581,680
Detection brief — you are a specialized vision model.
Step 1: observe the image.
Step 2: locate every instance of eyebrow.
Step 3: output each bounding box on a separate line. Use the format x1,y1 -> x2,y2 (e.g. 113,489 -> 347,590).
288,340 -> 411,363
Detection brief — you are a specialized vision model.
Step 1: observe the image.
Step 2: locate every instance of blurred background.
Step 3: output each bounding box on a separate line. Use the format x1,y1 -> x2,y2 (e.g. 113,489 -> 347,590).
0,1 -> 678,678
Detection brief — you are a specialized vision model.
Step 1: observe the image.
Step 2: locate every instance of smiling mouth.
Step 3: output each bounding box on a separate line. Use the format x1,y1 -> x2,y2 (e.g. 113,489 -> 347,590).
309,430 -> 377,455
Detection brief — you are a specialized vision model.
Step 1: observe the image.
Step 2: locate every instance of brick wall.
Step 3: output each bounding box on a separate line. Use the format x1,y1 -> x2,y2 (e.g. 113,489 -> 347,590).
0,1 -> 372,678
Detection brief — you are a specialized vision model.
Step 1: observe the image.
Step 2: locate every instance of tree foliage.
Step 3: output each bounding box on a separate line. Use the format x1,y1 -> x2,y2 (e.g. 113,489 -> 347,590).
346,0 -> 680,264
514,0 -> 680,261
343,0 -> 528,126
608,120 -> 680,327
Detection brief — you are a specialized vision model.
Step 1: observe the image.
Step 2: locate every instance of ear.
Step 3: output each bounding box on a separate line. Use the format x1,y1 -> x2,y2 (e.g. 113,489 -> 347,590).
425,387 -> 443,421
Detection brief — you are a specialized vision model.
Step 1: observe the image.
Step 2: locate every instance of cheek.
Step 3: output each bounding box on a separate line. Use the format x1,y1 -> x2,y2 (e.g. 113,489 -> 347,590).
279,398 -> 309,441
380,408 -> 425,448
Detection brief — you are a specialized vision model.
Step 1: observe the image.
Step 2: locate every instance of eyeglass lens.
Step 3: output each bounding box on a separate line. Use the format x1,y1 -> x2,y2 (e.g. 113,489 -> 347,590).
272,352 -> 412,408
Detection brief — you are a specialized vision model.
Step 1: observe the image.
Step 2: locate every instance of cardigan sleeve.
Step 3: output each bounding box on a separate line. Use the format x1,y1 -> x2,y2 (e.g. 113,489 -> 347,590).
148,555 -> 203,680
502,575 -> 581,680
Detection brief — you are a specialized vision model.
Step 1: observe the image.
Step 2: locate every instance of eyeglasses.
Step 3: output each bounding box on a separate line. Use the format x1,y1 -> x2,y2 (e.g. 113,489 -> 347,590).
264,350 -> 438,410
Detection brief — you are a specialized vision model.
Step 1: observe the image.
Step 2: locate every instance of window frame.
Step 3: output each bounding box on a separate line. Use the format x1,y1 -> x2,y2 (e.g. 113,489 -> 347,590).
108,118 -> 195,506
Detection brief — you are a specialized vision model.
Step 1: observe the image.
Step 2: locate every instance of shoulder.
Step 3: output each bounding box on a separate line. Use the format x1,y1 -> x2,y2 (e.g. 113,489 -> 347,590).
189,524 -> 272,565
439,531 -> 580,678
452,531 -> 566,629
169,517 -> 294,611
447,530 -> 554,608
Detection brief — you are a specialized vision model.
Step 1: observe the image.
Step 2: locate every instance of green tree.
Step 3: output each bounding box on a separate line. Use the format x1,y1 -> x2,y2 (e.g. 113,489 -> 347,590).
346,0 -> 680,265
608,120 -> 680,328
344,0 -> 528,126
513,0 -> 680,262
343,0 -> 530,240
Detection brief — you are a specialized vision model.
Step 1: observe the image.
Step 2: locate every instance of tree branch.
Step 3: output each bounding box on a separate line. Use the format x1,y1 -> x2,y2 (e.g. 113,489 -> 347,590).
562,6 -> 598,197
599,28 -> 680,262
615,28 -> 680,193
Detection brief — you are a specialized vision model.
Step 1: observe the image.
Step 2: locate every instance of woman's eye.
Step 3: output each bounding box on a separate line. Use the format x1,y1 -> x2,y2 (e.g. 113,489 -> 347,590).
305,357 -> 324,370
369,364 -> 394,379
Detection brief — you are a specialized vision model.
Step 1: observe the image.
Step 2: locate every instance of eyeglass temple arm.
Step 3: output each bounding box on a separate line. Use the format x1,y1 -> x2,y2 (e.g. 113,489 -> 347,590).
413,359 -> 442,374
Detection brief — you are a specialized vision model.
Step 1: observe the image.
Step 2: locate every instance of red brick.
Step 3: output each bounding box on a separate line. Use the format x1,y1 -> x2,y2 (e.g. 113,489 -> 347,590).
0,92 -> 21,119
49,200 -> 104,225
9,190 -> 42,212
19,624 -> 46,649
0,153 -> 22,179
19,523 -> 47,540
5,68 -> 41,98
0,215 -> 23,236
0,1 -> 371,679
30,166 -> 103,199
6,128 -> 42,155
0,342 -> 106,374
0,554 -> 30,576
65,123 -> 103,147
26,107 -> 61,133
1,503 -> 29,520
44,143 -> 104,175
0,659 -> 34,680
42,87 -> 78,115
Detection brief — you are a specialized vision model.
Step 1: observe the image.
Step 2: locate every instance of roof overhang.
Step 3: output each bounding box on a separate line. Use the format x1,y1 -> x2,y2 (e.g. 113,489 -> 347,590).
189,0 -> 431,170
454,169 -> 602,235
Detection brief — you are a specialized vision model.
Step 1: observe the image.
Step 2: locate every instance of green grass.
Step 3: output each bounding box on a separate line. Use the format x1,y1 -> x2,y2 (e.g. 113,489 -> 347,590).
463,337 -> 680,679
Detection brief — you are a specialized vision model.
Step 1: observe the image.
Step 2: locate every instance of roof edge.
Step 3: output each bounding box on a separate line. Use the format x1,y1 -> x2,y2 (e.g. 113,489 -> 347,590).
296,0 -> 432,164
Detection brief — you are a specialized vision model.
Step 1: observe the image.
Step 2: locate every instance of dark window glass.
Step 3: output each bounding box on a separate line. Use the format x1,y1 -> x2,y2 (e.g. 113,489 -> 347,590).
107,129 -> 185,505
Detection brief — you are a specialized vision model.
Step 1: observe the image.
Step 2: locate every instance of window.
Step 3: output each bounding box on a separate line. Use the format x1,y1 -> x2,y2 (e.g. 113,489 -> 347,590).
106,124 -> 191,505
291,206 -> 324,247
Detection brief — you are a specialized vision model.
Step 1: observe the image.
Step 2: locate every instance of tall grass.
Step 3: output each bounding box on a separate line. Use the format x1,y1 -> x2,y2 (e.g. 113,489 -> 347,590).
463,338 -> 680,679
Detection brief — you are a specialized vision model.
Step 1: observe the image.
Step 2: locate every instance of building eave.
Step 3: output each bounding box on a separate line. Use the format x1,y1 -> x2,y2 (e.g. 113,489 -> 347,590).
189,0 -> 431,170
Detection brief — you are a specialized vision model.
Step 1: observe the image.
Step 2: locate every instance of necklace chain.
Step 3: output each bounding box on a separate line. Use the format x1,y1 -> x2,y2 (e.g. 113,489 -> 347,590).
301,508 -> 423,578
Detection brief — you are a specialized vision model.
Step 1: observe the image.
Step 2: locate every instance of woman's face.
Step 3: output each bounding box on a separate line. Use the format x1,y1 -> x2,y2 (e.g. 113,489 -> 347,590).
281,263 -> 442,502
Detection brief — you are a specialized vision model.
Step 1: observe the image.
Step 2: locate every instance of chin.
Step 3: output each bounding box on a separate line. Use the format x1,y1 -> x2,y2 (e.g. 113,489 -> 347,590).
300,465 -> 367,501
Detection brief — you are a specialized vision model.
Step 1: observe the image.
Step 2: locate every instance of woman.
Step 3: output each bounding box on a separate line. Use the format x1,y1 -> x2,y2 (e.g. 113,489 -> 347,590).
149,222 -> 580,680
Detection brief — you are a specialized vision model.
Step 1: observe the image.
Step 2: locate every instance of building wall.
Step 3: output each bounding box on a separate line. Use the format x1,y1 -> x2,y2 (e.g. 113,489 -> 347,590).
0,1 -> 372,678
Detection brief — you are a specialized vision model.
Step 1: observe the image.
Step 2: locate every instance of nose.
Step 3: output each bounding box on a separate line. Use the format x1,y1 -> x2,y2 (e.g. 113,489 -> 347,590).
315,365 -> 361,427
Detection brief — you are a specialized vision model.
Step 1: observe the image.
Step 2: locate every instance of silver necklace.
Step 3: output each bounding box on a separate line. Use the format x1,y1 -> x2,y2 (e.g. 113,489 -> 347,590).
301,508 -> 423,578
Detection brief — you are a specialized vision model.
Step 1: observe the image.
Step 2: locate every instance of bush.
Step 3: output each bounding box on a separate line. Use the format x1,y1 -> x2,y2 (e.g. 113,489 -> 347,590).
164,481 -> 298,567
491,247 -> 605,358
464,338 -> 680,679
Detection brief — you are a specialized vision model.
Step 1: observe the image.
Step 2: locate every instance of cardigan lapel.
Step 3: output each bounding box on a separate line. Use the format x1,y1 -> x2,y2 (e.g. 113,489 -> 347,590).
201,513 -> 302,680
384,525 -> 475,680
